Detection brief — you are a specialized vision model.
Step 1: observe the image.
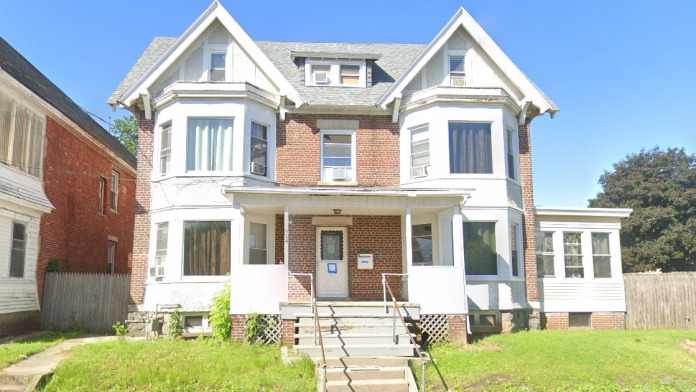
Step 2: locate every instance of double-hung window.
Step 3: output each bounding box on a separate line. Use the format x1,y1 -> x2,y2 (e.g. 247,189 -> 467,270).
506,128 -> 517,180
592,233 -> 612,278
151,222 -> 168,278
0,89 -> 44,177
412,224 -> 433,266
107,239 -> 117,274
510,224 -> 520,277
110,171 -> 119,211
340,65 -> 360,86
248,222 -> 268,264
563,232 -> 584,278
186,118 -> 234,172
250,122 -> 268,177
98,176 -> 107,215
321,131 -> 354,182
410,125 -> 430,178
449,122 -> 492,174
183,221 -> 231,276
209,52 -> 226,81
464,222 -> 497,276
536,231 -> 555,277
159,123 -> 171,176
448,54 -> 466,87
10,222 -> 26,278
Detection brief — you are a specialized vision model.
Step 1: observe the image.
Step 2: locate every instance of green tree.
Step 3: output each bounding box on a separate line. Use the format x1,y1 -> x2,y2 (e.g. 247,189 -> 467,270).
589,147 -> 696,272
110,115 -> 138,155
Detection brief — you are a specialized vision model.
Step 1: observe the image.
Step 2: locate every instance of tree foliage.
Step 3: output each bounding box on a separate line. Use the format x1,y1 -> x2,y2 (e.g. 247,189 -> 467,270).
110,115 -> 138,155
589,147 -> 696,272
209,284 -> 231,340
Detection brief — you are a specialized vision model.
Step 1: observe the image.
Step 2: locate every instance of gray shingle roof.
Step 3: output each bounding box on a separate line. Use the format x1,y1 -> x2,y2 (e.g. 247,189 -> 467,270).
0,37 -> 136,168
109,38 -> 426,108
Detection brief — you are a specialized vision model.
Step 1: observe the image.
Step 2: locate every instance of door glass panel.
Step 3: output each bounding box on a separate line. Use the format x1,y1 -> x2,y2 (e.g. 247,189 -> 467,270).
321,231 -> 343,260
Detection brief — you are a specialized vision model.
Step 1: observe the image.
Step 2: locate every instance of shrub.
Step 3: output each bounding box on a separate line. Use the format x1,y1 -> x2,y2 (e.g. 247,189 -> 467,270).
209,284 -> 231,340
46,258 -> 61,272
112,322 -> 127,337
168,309 -> 183,338
245,313 -> 264,344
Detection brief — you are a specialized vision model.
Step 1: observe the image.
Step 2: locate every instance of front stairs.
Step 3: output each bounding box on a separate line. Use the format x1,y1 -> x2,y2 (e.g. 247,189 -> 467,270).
282,302 -> 421,392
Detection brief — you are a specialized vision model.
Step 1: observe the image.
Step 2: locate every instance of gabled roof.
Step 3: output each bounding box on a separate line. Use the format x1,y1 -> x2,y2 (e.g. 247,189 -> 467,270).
378,7 -> 558,115
0,37 -> 136,168
114,1 -> 304,108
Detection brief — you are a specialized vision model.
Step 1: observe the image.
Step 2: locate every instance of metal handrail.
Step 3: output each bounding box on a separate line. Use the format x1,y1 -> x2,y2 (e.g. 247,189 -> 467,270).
289,272 -> 327,392
381,273 -> 408,313
383,275 -> 430,392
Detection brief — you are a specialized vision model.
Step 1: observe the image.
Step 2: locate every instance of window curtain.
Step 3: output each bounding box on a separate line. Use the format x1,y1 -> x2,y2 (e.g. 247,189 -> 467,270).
449,122 -> 492,174
184,221 -> 231,275
186,118 -> 233,171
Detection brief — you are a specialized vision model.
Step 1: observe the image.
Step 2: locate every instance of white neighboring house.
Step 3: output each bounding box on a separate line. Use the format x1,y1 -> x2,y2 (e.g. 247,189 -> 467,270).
111,1 -> 632,343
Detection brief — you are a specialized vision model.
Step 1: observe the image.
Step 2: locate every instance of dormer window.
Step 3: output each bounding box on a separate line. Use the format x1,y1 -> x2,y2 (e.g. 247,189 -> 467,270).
209,52 -> 226,81
340,65 -> 360,86
306,60 -> 366,87
448,53 -> 466,87
312,64 -> 331,85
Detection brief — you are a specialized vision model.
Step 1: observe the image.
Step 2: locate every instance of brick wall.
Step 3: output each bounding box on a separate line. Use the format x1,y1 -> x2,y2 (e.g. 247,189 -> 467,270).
129,111 -> 154,305
276,114 -> 400,187
541,312 -> 569,329
231,314 -> 247,341
518,123 -> 539,304
280,319 -> 295,347
286,216 -> 315,302
542,312 -> 626,330
448,314 -> 468,344
37,116 -> 135,300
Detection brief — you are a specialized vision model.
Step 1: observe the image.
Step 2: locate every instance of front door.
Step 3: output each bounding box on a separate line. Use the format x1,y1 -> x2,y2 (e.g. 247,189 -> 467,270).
316,227 -> 349,299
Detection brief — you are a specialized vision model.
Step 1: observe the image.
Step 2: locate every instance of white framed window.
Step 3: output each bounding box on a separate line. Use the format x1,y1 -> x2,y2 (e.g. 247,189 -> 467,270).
592,233 -> 612,278
339,64 -> 360,86
506,128 -> 517,180
510,223 -> 520,277
536,231 -> 555,277
448,53 -> 466,87
209,52 -> 226,81
306,60 -> 366,87
464,221 -> 497,276
183,313 -> 211,334
250,122 -> 268,177
320,130 -> 355,183
10,222 -> 26,278
159,122 -> 171,176
110,171 -> 119,211
563,232 -> 584,278
410,125 -> 430,179
98,176 -> 106,215
151,222 -> 168,278
183,221 -> 231,276
186,118 -> 234,172
311,64 -> 331,85
412,224 -> 433,266
449,122 -> 493,174
248,222 -> 268,265
107,239 -> 117,274
0,89 -> 45,177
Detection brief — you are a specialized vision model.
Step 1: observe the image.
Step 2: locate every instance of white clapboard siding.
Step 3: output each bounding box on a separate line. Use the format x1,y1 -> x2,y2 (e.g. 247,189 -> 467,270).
540,279 -> 626,312
0,209 -> 41,315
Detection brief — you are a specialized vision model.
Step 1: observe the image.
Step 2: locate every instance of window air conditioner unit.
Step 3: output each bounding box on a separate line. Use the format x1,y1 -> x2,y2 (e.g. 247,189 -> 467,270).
314,71 -> 330,85
150,265 -> 165,278
450,75 -> 466,87
250,162 -> 266,176
411,164 -> 429,178
331,167 -> 349,181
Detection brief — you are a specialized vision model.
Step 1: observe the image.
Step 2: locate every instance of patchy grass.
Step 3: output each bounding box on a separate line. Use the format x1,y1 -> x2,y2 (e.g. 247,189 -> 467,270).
423,330 -> 696,392
40,339 -> 315,391
0,331 -> 80,369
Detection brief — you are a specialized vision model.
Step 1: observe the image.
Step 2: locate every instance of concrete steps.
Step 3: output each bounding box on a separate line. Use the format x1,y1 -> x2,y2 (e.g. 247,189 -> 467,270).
319,357 -> 412,392
296,332 -> 415,346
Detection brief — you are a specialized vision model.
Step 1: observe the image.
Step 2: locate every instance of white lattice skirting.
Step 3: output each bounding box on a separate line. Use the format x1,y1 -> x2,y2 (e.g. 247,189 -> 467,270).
247,315 -> 281,344
420,314 -> 449,344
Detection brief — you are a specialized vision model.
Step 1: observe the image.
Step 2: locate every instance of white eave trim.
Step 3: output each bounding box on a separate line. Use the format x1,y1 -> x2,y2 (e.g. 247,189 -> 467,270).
120,1 -> 304,108
535,207 -> 633,219
153,81 -> 280,109
225,186 -> 473,198
378,7 -> 557,116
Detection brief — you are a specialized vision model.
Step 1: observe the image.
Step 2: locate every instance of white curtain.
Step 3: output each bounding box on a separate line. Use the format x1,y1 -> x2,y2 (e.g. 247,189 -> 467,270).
187,118 -> 233,171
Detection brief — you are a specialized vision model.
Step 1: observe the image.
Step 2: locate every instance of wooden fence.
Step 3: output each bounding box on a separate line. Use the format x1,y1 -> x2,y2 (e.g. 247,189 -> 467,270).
41,272 -> 130,333
624,272 -> 696,329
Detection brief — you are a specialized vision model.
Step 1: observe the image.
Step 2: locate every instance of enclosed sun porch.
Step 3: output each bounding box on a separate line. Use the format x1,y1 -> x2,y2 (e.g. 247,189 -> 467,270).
225,186 -> 471,317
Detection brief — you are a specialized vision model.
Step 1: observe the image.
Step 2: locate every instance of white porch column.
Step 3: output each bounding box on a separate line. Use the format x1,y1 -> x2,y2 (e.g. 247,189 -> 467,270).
404,207 -> 413,268
452,206 -> 465,269
283,207 -> 289,265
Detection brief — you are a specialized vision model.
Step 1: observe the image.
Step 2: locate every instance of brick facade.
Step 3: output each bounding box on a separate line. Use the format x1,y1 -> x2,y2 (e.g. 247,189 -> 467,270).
37,116 -> 135,299
276,114 -> 400,187
447,314 -> 468,344
231,314 -> 247,341
280,319 -> 295,347
542,312 -> 625,330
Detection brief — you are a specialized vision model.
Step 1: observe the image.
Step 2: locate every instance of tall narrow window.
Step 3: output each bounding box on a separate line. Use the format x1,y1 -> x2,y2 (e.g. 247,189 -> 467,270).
412,224 -> 433,266
152,223 -> 169,278
448,54 -> 466,87
209,52 -> 226,81
248,222 -> 268,265
160,123 -> 171,176
186,118 -> 234,172
340,65 -> 360,86
506,129 -> 516,180
110,171 -> 119,211
107,239 -> 117,274
321,132 -> 354,182
410,125 -> 430,178
536,231 -> 555,277
0,89 -> 44,177
250,122 -> 268,176
511,224 -> 520,277
464,222 -> 497,276
98,176 -> 106,215
592,233 -> 612,278
10,222 -> 26,278
183,221 -> 231,276
564,232 -> 584,278
448,122 -> 492,174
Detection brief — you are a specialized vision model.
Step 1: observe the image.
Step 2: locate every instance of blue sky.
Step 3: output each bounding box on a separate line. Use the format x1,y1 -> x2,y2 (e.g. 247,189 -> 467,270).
1,1 -> 694,207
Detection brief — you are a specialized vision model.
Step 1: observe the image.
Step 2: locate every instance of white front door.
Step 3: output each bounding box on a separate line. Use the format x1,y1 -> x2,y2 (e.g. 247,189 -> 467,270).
316,227 -> 349,299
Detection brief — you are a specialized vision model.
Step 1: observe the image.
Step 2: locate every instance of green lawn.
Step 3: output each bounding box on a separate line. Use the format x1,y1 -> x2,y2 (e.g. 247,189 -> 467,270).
0,331 -> 80,369
39,339 -> 315,392
423,330 -> 696,392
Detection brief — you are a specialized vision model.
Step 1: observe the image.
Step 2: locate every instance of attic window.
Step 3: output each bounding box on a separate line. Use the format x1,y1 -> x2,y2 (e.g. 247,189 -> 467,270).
306,60 -> 366,87
312,64 -> 331,85
209,52 -> 226,81
448,54 -> 466,87
340,65 -> 360,86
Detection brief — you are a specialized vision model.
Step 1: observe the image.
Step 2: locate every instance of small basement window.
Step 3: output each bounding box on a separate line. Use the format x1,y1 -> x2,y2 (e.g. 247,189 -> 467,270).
569,312 -> 591,328
184,315 -> 203,330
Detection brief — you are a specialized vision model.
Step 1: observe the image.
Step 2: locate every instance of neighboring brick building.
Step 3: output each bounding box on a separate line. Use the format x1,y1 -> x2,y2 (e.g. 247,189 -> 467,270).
0,37 -> 136,336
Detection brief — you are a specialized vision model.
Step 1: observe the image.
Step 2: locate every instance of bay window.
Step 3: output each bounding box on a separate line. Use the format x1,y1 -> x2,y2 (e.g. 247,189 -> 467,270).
159,123 -> 171,176
506,128 -> 516,180
412,224 -> 433,266
448,122 -> 492,174
0,89 -> 44,177
592,233 -> 612,278
186,118 -> 234,172
511,224 -> 520,277
151,222 -> 168,278
563,232 -> 584,278
183,221 -> 230,276
536,231 -> 555,277
464,222 -> 497,275
321,131 -> 354,182
410,125 -> 430,178
250,122 -> 268,176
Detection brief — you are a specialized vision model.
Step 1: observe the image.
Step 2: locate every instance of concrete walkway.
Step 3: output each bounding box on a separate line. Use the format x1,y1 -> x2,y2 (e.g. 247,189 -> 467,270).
0,336 -> 115,392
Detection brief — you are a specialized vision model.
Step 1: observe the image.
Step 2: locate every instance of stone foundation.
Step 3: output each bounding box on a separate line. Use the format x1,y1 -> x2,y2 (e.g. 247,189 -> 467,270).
0,311 -> 40,337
